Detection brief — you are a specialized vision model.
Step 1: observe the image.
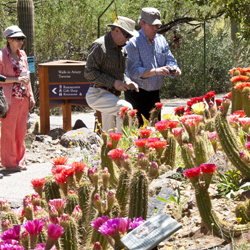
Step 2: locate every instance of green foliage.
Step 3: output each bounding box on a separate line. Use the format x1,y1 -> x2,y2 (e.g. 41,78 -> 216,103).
216,170 -> 250,198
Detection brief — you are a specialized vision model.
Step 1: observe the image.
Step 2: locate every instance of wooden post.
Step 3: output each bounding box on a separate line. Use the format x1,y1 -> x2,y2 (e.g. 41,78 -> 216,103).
63,100 -> 71,131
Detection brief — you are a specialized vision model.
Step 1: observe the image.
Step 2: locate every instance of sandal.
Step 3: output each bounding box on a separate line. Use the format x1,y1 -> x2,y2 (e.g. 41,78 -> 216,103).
4,166 -> 27,172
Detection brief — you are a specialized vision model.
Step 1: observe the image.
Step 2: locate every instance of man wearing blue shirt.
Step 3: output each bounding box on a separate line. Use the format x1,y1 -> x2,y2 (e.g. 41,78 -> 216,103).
125,7 -> 181,126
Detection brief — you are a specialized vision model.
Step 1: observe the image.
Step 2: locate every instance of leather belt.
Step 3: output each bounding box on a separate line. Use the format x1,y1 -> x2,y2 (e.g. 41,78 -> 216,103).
89,83 -> 121,96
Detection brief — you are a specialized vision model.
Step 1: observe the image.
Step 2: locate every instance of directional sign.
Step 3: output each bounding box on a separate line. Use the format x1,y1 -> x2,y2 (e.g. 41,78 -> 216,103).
27,56 -> 35,73
49,84 -> 90,98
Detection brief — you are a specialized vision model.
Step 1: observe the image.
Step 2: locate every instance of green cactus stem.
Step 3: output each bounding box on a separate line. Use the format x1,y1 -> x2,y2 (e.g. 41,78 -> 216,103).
101,140 -> 119,188
194,136 -> 208,166
115,170 -> 130,216
195,182 -> 250,241
66,193 -> 79,215
234,88 -> 243,112
242,87 -> 250,117
215,113 -> 250,178
149,107 -> 160,126
44,178 -> 61,203
164,134 -> 176,169
111,202 -> 121,218
128,170 -> 148,220
122,111 -> 129,128
181,144 -> 196,169
204,119 -> 216,132
60,217 -> 78,250
38,229 -> 47,244
1,211 -> 19,225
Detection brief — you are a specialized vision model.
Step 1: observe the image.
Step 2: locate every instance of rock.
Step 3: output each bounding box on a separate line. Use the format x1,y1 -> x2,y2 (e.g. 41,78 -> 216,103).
72,119 -> 87,130
60,128 -> 101,149
35,135 -> 46,142
48,128 -> 66,140
148,187 -> 176,217
206,150 -> 232,175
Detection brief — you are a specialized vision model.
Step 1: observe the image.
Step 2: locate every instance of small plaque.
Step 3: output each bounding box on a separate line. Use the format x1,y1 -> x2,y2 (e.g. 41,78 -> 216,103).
27,56 -> 35,73
120,212 -> 182,250
49,84 -> 90,98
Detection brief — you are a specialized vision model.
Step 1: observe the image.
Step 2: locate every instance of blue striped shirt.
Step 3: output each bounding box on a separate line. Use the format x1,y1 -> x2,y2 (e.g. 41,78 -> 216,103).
125,29 -> 179,91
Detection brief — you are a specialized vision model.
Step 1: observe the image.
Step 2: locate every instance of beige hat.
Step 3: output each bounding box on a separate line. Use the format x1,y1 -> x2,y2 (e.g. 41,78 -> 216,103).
107,16 -> 138,37
3,25 -> 26,39
140,7 -> 162,25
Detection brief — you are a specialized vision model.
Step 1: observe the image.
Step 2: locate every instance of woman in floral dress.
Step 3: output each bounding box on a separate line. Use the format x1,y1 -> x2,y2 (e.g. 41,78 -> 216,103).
0,25 -> 35,171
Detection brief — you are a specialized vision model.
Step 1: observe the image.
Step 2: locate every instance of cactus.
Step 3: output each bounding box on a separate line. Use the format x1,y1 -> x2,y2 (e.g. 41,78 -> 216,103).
33,120 -> 40,133
115,170 -> 130,216
215,113 -> 250,178
122,110 -> 129,128
60,217 -> 78,250
164,134 -> 176,169
101,143 -> 119,188
111,202 -> 121,219
17,0 -> 35,90
149,107 -> 160,126
181,144 -> 196,169
66,193 -> 79,215
235,203 -> 250,224
204,119 -> 216,132
194,136 -> 208,166
234,88 -> 243,112
128,170 -> 148,220
44,178 -> 61,203
242,87 -> 250,117
78,181 -> 92,223
1,211 -> 19,225
38,229 -> 47,244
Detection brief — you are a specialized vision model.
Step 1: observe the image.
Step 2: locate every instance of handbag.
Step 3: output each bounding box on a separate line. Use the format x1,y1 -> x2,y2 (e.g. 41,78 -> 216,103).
0,86 -> 9,118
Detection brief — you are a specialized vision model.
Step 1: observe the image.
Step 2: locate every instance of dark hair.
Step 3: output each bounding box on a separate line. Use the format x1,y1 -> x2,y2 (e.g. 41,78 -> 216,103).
6,37 -> 26,50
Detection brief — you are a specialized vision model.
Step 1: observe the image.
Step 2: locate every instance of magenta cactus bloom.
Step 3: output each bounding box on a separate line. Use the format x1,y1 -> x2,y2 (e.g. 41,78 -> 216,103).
0,239 -> 24,249
91,216 -> 109,230
59,213 -> 70,229
98,218 -> 120,237
23,219 -> 44,235
47,223 -> 64,240
72,205 -> 82,221
50,217 -> 60,225
118,218 -> 131,234
0,225 -> 21,241
129,217 -> 145,230
93,242 -> 103,250
1,219 -> 11,231
49,205 -> 59,218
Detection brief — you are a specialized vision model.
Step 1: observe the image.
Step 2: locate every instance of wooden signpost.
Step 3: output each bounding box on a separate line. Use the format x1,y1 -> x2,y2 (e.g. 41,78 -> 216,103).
38,60 -> 90,134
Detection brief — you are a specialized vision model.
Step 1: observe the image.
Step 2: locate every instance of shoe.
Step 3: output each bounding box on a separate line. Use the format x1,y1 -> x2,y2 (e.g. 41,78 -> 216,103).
4,166 -> 27,172
0,173 -> 3,179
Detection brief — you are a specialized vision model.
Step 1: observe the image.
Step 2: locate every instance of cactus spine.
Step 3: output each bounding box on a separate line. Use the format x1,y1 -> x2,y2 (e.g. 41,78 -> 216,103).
38,229 -> 47,244
235,204 -> 250,224
66,193 -> 79,215
78,181 -> 91,223
128,170 -> 148,220
1,211 -> 19,225
215,113 -> 250,178
44,178 -> 61,203
164,134 -> 176,168
115,170 -> 130,216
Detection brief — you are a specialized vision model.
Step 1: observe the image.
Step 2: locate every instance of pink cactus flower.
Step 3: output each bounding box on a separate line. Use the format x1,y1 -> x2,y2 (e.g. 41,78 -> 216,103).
48,199 -> 67,216
0,225 -> 21,241
129,217 -> 145,230
93,242 -> 103,250
72,205 -> 82,221
23,219 -> 44,236
91,216 -> 110,230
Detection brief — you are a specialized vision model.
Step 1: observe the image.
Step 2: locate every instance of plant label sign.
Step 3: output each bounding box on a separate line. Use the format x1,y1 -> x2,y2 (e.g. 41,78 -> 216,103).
27,56 -> 35,73
49,84 -> 89,98
121,212 -> 182,250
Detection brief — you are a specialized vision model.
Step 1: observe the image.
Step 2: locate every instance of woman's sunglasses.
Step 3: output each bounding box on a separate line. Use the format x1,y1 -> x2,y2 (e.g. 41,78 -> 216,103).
119,28 -> 132,39
14,37 -> 25,42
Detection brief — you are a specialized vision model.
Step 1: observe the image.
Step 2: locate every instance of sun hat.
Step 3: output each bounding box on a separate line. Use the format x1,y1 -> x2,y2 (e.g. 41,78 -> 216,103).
3,25 -> 26,39
140,7 -> 162,25
107,16 -> 138,37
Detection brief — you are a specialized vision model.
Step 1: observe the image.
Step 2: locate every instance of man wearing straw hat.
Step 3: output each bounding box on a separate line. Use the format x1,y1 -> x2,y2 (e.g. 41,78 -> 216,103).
125,7 -> 181,126
84,16 -> 139,133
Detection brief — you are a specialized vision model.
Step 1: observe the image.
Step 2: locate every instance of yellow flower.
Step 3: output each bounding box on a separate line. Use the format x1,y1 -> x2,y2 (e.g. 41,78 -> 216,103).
191,102 -> 205,115
236,218 -> 242,223
69,142 -> 73,145
162,113 -> 178,120
111,13 -> 114,17
78,132 -> 83,134
97,123 -> 102,126
95,129 -> 99,132
72,134 -> 76,137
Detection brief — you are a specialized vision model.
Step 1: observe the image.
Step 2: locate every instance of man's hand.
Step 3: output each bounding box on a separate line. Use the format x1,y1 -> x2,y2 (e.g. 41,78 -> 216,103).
172,66 -> 181,76
114,80 -> 139,92
126,81 -> 139,92
155,66 -> 181,76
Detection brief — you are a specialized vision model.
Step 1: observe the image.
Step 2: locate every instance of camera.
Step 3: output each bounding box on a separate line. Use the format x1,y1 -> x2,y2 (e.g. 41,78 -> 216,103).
129,87 -> 135,92
0,75 -> 6,82
169,69 -> 176,76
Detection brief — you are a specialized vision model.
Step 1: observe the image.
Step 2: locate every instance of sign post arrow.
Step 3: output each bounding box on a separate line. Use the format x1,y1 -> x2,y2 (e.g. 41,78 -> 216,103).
52,88 -> 57,94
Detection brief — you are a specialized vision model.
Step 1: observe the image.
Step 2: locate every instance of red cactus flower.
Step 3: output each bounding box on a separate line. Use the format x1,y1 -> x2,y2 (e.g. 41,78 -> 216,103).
139,129 -> 152,138
155,121 -> 168,131
148,141 -> 167,149
120,107 -> 129,112
235,82 -> 250,90
109,133 -> 123,141
174,106 -> 186,116
72,162 -> 86,172
215,99 -> 222,106
245,142 -> 250,151
147,137 -> 160,143
200,164 -> 217,174
166,120 -> 179,128
183,167 -> 201,179
51,165 -> 66,175
107,141 -> 112,149
119,111 -> 124,118
231,75 -> 249,82
155,102 -> 164,109
187,100 -> 193,107
51,157 -> 67,166
129,109 -> 138,116
108,148 -> 125,160
172,127 -> 184,137
233,110 -> 246,118
30,178 -> 45,188
134,139 -> 148,147
63,167 -> 75,178
54,173 -> 67,184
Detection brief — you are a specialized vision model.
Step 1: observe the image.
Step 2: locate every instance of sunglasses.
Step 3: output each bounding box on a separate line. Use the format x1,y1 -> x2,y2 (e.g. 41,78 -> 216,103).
14,37 -> 25,42
119,28 -> 132,39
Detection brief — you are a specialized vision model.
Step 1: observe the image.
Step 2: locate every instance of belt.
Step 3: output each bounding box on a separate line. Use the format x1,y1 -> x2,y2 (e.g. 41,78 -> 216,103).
89,83 -> 121,96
